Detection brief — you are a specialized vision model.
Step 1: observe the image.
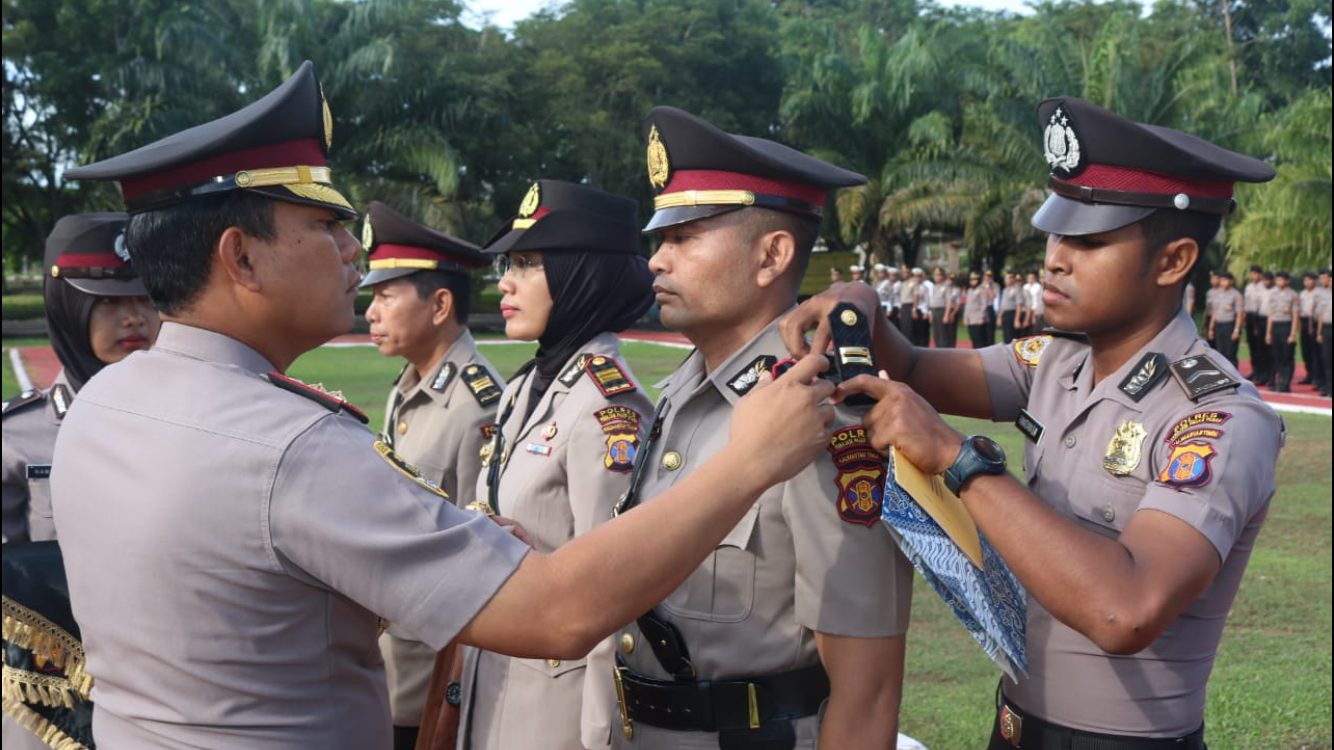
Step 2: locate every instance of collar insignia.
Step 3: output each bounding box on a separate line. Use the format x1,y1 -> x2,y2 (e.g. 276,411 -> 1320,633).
726,355 -> 778,397
647,124 -> 670,191
559,354 -> 593,387
51,384 -> 72,420
1043,105 -> 1085,178
431,361 -> 458,393
1118,352 -> 1168,402
1169,354 -> 1239,401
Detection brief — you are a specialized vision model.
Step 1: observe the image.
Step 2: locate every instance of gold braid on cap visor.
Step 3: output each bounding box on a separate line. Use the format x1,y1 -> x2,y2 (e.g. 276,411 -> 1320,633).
125,165 -> 353,214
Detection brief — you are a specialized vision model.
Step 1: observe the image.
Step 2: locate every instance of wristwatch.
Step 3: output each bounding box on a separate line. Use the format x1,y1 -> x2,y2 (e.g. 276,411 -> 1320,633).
943,435 -> 1007,495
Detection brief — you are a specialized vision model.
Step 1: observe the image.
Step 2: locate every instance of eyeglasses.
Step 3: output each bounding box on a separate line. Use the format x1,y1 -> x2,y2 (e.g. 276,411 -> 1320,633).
493,254 -> 544,279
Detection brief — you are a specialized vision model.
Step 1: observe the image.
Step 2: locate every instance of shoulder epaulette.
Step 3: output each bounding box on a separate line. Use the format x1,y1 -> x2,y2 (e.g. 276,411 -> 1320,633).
1,390 -> 45,420
1168,354 -> 1241,402
265,371 -> 369,424
460,364 -> 502,407
583,355 -> 637,397
558,354 -> 593,387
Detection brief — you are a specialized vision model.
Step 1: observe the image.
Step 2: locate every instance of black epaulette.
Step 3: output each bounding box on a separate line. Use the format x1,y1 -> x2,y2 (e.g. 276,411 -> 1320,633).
558,354 -> 593,387
460,364 -> 502,407
1168,353 -> 1241,402
1,389 -> 45,420
265,371 -> 369,424
583,355 -> 637,397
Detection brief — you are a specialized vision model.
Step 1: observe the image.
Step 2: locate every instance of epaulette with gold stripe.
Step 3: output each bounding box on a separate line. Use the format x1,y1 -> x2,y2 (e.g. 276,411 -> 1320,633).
460,365 -> 503,407
265,371 -> 369,424
583,355 -> 637,397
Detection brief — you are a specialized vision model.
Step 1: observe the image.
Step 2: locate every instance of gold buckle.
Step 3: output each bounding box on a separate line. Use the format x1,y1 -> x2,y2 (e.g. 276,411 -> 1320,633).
612,666 -> 634,740
747,682 -> 760,729
999,704 -> 1023,748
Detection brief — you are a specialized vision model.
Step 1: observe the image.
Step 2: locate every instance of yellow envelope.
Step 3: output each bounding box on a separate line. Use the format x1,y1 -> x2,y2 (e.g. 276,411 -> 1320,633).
891,447 -> 984,569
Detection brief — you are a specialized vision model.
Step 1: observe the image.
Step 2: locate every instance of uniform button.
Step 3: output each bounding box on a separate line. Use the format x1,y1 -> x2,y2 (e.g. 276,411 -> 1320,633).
1101,505 -> 1115,522
547,659 -> 561,668
618,633 -> 635,654
662,451 -> 683,471
1063,434 -> 1076,448
397,421 -> 408,435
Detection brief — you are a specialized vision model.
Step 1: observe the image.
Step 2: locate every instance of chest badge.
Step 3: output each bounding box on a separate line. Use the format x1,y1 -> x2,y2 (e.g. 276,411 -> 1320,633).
541,421 -> 558,441
1102,420 -> 1147,476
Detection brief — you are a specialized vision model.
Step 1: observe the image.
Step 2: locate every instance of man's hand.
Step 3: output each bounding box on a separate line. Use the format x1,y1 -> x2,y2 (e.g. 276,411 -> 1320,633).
778,282 -> 883,359
836,371 -> 964,474
730,354 -> 837,486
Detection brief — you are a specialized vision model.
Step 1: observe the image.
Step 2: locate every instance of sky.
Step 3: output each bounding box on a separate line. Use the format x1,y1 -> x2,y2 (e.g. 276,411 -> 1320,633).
464,0 -> 1054,30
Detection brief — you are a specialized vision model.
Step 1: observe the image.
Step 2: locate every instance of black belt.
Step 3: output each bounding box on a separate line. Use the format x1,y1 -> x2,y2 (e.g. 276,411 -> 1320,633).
994,692 -> 1205,750
614,656 -> 828,733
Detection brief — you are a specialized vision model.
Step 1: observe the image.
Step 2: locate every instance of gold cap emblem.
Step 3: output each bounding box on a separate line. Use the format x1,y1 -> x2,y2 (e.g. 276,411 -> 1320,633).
518,183 -> 541,218
646,125 -> 670,191
320,85 -> 334,149
361,215 -> 374,249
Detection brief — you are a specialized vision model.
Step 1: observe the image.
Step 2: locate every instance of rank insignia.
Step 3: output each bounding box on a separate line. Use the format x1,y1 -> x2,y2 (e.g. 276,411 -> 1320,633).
827,425 -> 887,527
266,371 -> 368,424
559,354 -> 593,387
646,124 -> 671,190
461,365 -> 502,407
1012,336 -> 1052,368
1118,352 -> 1168,402
1157,442 -> 1217,488
1169,354 -> 1239,401
726,355 -> 778,396
596,406 -> 642,473
1165,410 -> 1230,445
1043,104 -> 1085,177
585,356 -> 637,397
1102,420 -> 1147,476
431,362 -> 457,392
374,439 -> 449,501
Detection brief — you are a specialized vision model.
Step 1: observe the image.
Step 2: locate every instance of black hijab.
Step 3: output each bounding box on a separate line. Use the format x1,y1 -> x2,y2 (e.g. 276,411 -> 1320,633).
516,249 -> 654,420
43,277 -> 104,392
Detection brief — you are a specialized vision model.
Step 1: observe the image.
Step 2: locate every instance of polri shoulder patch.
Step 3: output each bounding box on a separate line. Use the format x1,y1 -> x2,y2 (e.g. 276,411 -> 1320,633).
726,355 -> 778,396
460,364 -> 503,407
827,425 -> 886,527
1012,336 -> 1053,368
1,389 -> 44,420
265,371 -> 369,424
559,354 -> 593,387
1118,352 -> 1169,402
584,355 -> 637,397
1168,354 -> 1239,402
431,361 -> 458,393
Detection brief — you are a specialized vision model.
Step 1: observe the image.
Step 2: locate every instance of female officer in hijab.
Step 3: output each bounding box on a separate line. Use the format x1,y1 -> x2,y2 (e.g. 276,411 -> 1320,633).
456,180 -> 655,750
2,213 -> 160,545
1,213 -> 159,749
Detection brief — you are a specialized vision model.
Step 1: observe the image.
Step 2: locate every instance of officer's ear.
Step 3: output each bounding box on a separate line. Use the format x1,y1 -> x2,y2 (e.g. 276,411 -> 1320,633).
431,287 -> 455,326
1154,237 -> 1198,290
216,226 -> 264,292
754,229 -> 796,290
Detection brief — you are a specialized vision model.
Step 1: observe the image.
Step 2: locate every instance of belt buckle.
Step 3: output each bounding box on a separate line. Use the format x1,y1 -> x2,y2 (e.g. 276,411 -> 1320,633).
999,704 -> 1023,748
611,666 -> 634,740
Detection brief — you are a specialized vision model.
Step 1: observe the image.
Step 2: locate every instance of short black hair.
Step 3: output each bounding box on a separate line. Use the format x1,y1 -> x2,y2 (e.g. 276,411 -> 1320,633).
741,208 -> 821,289
1249,263 -> 1263,274
125,192 -> 277,316
1137,209 -> 1222,284
405,270 -> 473,325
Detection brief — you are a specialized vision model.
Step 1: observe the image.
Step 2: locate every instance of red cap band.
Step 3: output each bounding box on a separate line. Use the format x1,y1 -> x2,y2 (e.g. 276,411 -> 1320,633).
55,252 -> 128,269
1064,163 -> 1234,199
660,170 -> 827,207
120,138 -> 327,199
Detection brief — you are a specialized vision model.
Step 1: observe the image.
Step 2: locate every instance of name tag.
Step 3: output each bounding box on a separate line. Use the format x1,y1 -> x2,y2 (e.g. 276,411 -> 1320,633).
1015,409 -> 1044,444
26,464 -> 52,480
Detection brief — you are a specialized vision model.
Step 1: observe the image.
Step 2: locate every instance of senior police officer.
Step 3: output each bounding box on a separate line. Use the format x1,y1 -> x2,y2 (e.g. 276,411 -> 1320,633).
358,200 -> 501,749
49,61 -> 840,750
784,95 -> 1281,749
610,106 -> 914,750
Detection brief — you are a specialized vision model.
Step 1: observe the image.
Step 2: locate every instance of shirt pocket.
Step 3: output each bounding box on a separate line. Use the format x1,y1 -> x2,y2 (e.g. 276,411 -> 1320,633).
514,654 -> 587,679
660,504 -> 760,624
1068,466 -> 1145,538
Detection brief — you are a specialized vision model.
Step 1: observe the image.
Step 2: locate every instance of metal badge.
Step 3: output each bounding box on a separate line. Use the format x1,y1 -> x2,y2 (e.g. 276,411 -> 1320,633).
840,308 -> 858,326
1043,105 -> 1085,177
541,421 -> 558,440
1118,352 -> 1168,402
518,182 -> 541,217
646,124 -> 670,190
361,215 -> 374,249
1102,420 -> 1147,476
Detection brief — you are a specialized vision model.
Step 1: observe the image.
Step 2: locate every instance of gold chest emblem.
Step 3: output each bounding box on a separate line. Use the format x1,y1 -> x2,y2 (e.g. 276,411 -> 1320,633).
1102,420 -> 1147,476
646,125 -> 670,190
518,183 -> 541,218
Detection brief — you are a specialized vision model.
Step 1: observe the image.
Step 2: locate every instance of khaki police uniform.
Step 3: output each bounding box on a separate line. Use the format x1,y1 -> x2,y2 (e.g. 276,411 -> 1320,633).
460,333 -> 652,750
1207,286 -> 1244,365
610,317 -> 913,750
978,312 -> 1281,737
378,331 -> 505,730
50,323 -> 528,749
1,373 -> 73,545
1244,280 -> 1271,382
1265,285 -> 1300,391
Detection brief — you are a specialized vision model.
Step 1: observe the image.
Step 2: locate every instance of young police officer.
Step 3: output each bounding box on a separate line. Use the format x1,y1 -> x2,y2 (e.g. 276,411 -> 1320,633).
783,96 -> 1281,749
49,61 -> 838,749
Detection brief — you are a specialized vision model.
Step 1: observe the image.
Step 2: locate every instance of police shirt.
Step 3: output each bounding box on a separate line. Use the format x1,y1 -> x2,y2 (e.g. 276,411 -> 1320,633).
978,309 -> 1282,736
50,323 -> 528,750
1,372 -> 73,544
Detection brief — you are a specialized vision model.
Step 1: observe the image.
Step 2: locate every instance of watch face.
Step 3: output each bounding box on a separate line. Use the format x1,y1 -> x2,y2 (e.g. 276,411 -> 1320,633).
970,435 -> 1006,463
